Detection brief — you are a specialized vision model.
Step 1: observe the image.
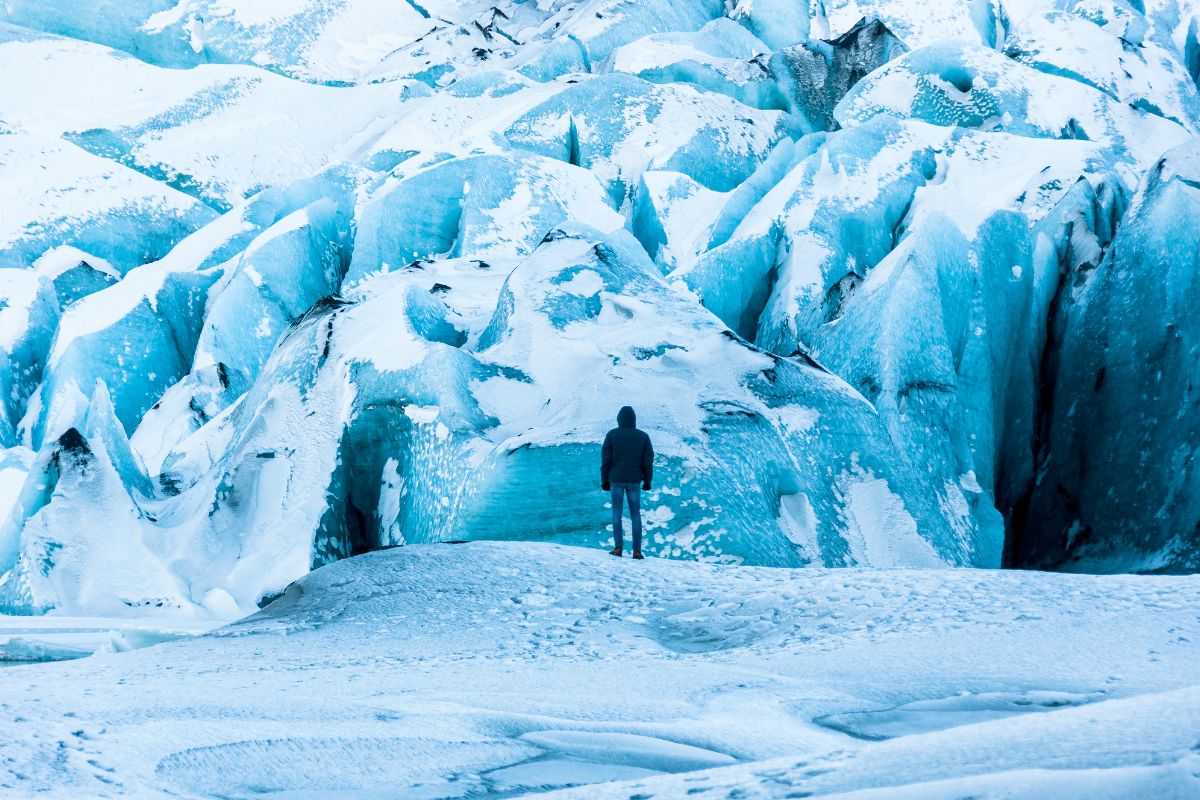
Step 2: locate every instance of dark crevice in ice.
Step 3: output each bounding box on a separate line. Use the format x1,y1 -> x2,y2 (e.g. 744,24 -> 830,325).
566,116 -> 582,167
821,271 -> 861,325
1002,250 -> 1074,569
401,0 -> 432,20
1002,177 -> 1128,570
770,17 -> 907,132
741,261 -> 780,344
566,33 -> 592,73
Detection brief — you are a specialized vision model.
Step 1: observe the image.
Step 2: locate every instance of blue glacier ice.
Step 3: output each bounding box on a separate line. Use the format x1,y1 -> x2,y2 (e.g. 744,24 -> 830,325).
0,0 -> 1198,614
462,224 -> 970,566
0,271 -> 59,447
0,1 -> 198,70
346,152 -> 623,286
607,19 -> 786,111
193,197 -> 350,393
23,169 -> 356,452
502,73 -> 802,210
511,0 -> 724,83
33,247 -> 121,309
1017,140 -> 1200,571
1004,10 -> 1200,132
0,133 -> 218,273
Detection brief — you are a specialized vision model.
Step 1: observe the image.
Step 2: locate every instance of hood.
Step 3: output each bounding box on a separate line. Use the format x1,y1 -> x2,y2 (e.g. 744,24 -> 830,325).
617,406 -> 636,428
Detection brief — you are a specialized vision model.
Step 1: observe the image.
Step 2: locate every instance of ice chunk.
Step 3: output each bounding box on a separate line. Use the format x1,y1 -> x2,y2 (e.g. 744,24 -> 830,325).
194,199 -> 348,391
149,0 -> 436,83
807,156 -> 1128,568
820,0 -> 1004,49
727,0 -> 813,50
363,8 -> 524,86
0,2 -> 201,69
130,363 -> 241,480
631,171 -> 726,272
0,393 -> 181,615
512,0 -> 724,82
0,446 -> 33,564
706,136 -> 823,250
674,116 -> 945,348
503,73 -> 801,207
32,247 -> 121,309
173,284 -> 494,608
27,169 -> 353,451
607,19 -> 785,110
676,116 -> 1129,568
78,381 -> 152,497
346,255 -> 518,348
346,153 -> 623,286
26,264 -> 222,451
1005,11 -> 1200,133
0,27 -> 421,209
0,635 -> 91,662
0,1 -> 559,86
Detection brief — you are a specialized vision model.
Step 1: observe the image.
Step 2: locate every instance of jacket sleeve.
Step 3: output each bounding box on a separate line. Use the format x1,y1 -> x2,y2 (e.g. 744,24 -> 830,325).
642,434 -> 654,485
601,432 -> 613,483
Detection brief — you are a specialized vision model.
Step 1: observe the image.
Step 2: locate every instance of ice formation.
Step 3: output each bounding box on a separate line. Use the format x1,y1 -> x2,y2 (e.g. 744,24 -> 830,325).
0,0 -> 1197,614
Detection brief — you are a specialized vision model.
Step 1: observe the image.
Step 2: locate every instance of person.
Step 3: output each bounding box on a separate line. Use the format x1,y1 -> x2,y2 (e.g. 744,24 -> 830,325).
600,406 -> 653,559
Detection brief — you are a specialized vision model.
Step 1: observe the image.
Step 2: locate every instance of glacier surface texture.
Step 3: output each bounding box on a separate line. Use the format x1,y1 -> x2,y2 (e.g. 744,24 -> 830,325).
1,0 -> 1200,614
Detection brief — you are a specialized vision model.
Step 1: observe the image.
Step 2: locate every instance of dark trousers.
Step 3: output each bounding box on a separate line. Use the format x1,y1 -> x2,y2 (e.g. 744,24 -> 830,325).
611,483 -> 642,551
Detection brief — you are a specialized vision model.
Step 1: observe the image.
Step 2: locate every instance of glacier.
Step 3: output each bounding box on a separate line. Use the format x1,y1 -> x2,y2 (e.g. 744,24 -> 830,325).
2,1 -> 1200,797
0,0 -> 1197,620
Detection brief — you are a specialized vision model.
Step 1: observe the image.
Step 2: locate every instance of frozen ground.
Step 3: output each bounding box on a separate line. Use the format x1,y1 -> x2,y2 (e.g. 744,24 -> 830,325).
2,541 -> 1197,798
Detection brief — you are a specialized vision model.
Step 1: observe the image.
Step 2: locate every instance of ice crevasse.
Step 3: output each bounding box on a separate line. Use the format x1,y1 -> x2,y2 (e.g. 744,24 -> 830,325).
0,0 -> 1197,615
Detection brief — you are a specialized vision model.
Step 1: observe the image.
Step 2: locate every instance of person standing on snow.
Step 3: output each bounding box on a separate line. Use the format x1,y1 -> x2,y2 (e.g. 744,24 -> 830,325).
601,405 -> 654,559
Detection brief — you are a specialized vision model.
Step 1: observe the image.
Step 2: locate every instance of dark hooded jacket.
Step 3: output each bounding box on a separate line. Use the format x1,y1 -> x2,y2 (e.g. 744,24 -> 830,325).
601,406 -> 654,488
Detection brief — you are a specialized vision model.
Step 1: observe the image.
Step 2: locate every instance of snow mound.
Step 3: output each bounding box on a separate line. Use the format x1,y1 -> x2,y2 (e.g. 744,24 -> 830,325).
1,541 -> 1198,796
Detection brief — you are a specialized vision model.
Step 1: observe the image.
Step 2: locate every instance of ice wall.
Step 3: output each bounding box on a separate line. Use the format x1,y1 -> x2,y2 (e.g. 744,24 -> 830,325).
0,0 -> 1197,613
1015,140 -> 1200,572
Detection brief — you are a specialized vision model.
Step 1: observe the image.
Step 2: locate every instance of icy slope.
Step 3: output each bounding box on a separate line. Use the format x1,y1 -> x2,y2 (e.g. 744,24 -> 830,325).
1,542 -> 1197,796
0,0 -> 1199,613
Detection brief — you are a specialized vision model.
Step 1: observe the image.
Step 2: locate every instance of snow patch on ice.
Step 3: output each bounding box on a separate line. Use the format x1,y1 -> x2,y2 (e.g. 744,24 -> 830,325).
840,472 -> 943,568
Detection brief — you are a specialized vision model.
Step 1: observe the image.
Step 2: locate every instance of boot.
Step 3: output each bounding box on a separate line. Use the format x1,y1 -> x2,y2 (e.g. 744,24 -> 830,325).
632,550 -> 644,560
609,547 -> 623,557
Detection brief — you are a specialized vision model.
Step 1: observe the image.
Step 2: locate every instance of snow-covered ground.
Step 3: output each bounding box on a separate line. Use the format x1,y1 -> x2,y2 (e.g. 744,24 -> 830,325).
2,542 -> 1197,797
